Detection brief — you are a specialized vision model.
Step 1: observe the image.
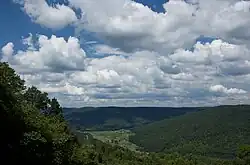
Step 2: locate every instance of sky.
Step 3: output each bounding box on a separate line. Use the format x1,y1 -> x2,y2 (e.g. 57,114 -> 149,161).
1,0 -> 250,107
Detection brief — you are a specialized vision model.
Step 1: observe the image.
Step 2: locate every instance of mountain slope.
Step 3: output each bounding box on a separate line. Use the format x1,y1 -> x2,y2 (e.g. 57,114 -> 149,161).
64,107 -> 199,130
129,105 -> 250,159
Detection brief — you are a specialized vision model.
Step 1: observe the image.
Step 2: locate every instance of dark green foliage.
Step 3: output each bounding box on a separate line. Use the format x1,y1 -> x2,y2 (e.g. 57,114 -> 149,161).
235,145 -> 250,165
0,62 -> 25,94
50,98 -> 63,115
129,105 -> 250,159
23,86 -> 63,119
64,107 -> 199,130
0,84 -> 27,164
0,62 -> 76,165
23,86 -> 50,112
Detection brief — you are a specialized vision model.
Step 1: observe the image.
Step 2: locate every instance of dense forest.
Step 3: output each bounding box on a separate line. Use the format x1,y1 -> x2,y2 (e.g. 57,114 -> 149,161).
63,107 -> 199,130
129,105 -> 250,159
1,61 -> 250,165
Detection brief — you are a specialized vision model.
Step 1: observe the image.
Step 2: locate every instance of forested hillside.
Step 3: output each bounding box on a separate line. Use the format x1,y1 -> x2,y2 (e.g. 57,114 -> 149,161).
129,105 -> 250,159
63,107 -> 199,130
1,61 -> 249,165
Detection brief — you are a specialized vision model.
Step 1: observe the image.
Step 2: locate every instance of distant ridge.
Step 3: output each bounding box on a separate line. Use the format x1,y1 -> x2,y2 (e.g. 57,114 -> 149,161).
63,106 -> 200,131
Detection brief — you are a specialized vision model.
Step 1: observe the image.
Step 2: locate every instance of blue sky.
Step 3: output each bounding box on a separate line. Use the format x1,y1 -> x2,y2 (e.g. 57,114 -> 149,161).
1,0 -> 250,107
0,0 -> 75,50
135,0 -> 167,12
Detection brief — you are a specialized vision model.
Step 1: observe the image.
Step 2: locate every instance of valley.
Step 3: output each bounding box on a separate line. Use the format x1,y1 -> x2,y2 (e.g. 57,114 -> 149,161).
65,105 -> 250,162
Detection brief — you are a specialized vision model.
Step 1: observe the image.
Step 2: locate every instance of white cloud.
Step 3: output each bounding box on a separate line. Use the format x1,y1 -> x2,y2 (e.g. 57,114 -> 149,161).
1,42 -> 14,61
68,0 -> 250,53
14,0 -> 250,52
170,39 -> 250,64
14,0 -> 77,29
209,84 -> 247,94
2,34 -> 250,107
1,34 -> 86,73
40,82 -> 86,95
93,44 -> 128,55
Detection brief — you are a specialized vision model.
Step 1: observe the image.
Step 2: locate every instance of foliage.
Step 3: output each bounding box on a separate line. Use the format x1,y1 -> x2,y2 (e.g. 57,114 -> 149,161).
0,62 -> 25,93
234,145 -> 250,165
0,62 -> 76,165
129,105 -> 250,159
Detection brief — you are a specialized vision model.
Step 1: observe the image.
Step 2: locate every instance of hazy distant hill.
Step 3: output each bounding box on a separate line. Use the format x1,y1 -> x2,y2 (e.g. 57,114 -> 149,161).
63,107 -> 199,130
129,105 -> 250,159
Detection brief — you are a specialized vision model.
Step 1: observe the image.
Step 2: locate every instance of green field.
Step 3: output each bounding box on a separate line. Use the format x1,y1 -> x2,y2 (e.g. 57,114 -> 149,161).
85,129 -> 141,152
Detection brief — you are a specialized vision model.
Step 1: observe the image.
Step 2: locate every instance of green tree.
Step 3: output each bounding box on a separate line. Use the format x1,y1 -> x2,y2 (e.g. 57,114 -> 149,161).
50,97 -> 64,118
0,62 -> 79,165
23,86 -> 50,112
0,83 -> 27,164
235,145 -> 250,165
0,62 -> 25,99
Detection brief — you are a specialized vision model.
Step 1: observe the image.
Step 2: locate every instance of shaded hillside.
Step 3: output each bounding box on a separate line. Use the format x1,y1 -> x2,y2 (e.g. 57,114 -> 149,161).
63,107 -> 199,130
129,105 -> 250,159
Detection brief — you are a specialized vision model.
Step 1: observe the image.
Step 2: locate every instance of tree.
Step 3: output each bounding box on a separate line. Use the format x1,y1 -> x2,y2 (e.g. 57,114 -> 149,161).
0,62 -> 28,164
0,62 -> 79,165
235,145 -> 250,165
50,98 -> 63,117
0,62 -> 25,99
23,86 -> 50,112
23,87 -> 63,119
0,82 -> 27,164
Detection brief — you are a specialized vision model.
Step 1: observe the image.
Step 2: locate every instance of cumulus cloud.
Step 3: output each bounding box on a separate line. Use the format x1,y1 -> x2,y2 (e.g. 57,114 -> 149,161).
2,34 -> 250,107
1,42 -> 14,61
170,39 -> 250,64
1,34 -> 86,73
40,82 -> 86,95
68,0 -> 250,53
14,0 -> 77,29
209,84 -> 247,94
93,44 -> 128,56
